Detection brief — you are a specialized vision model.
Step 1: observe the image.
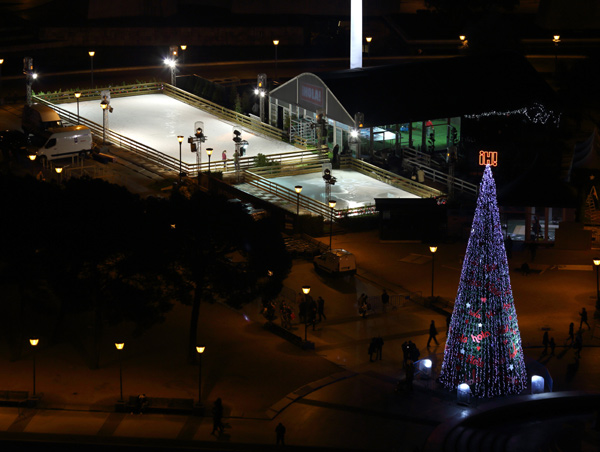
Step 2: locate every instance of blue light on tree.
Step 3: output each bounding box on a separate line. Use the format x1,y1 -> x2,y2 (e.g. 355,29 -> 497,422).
439,165 -> 527,397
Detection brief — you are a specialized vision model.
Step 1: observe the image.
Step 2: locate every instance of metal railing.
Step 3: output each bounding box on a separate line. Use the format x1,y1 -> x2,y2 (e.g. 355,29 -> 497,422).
341,156 -> 445,199
401,148 -> 478,197
162,84 -> 286,142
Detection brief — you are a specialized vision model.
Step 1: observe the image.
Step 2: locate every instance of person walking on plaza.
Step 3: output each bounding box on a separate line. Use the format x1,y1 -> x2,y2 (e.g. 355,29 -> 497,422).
275,422 -> 286,446
375,336 -> 384,360
568,322 -> 575,344
542,331 -> 549,354
211,398 -> 225,435
222,150 -> 227,161
405,359 -> 415,393
579,307 -> 590,330
368,337 -> 377,362
550,337 -> 556,355
317,296 -> 326,322
381,289 -> 389,312
427,320 -> 439,347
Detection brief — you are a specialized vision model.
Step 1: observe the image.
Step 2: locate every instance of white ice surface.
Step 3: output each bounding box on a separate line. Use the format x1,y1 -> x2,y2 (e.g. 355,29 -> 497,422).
268,169 -> 419,210
59,94 -> 420,208
59,94 -> 298,164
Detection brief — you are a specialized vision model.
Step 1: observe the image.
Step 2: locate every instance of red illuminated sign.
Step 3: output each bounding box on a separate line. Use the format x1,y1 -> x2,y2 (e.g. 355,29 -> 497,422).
300,83 -> 324,107
479,150 -> 498,166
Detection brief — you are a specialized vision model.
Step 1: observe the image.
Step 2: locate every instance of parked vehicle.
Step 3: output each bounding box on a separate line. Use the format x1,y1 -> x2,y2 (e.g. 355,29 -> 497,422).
22,104 -> 63,136
313,249 -> 357,276
34,126 -> 93,161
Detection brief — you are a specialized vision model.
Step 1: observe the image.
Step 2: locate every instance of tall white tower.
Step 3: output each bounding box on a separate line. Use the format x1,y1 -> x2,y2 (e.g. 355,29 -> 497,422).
350,0 -> 362,69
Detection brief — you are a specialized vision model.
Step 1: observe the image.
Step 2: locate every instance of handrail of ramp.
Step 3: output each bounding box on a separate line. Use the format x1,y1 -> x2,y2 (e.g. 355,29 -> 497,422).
341,156 -> 446,199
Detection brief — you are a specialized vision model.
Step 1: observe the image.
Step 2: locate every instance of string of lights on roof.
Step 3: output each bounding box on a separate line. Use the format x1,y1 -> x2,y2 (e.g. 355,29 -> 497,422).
464,102 -> 561,127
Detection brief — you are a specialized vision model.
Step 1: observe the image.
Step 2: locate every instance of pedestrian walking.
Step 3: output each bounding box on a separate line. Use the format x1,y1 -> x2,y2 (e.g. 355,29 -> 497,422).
568,322 -> 575,344
233,149 -> 240,170
275,422 -> 286,446
579,307 -> 590,330
405,359 -> 415,393
222,150 -> 227,161
427,320 -> 439,347
409,340 -> 420,362
317,296 -> 326,322
376,336 -> 384,360
211,398 -> 225,435
550,337 -> 556,355
368,337 -> 377,362
381,289 -> 389,312
307,295 -> 317,330
402,341 -> 410,367
504,234 -> 513,258
542,331 -> 549,354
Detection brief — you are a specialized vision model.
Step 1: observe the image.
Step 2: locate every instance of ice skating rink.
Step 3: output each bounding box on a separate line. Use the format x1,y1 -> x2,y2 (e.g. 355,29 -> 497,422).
59,94 -> 298,164
59,93 -> 421,207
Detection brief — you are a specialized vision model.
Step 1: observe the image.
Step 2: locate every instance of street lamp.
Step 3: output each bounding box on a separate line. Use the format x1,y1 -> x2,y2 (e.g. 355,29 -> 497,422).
430,246 -> 438,298
30,338 -> 39,396
295,185 -> 302,216
88,51 -> 95,89
0,58 -> 3,102
196,345 -> 205,407
206,147 -> 213,173
28,153 -> 37,161
164,56 -> 176,86
459,35 -> 468,50
100,99 -> 108,144
74,91 -> 81,124
301,286 -> 311,341
177,135 -> 184,182
115,342 -> 124,401
552,35 -> 561,74
365,36 -> 372,61
273,40 -> 279,82
55,165 -> 63,183
328,199 -> 336,250
594,258 -> 600,319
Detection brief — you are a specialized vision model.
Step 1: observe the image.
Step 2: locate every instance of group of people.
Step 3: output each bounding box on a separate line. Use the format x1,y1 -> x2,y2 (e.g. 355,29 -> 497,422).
262,293 -> 327,330
368,336 -> 384,362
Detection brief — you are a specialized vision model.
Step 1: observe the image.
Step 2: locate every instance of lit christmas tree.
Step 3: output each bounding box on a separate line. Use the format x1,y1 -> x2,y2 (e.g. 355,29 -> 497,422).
439,165 -> 527,398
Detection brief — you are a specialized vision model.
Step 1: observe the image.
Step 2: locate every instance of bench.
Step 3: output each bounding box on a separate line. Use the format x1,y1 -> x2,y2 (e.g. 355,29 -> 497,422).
123,396 -> 194,415
0,390 -> 30,407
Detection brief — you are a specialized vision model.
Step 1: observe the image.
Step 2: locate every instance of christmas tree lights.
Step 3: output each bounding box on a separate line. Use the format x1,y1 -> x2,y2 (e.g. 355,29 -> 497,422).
439,165 -> 527,398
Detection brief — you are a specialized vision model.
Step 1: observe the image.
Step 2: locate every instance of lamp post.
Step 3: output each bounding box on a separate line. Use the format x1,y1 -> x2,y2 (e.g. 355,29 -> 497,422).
430,246 -> 438,298
206,147 -> 213,173
273,40 -> 279,82
30,338 -> 39,396
0,58 -> 3,102
115,342 -> 124,401
196,345 -> 205,406
594,258 -> 600,319
74,91 -> 81,124
328,200 -> 336,250
552,35 -> 561,74
55,165 -> 63,184
294,185 -> 302,216
178,135 -> 184,182
302,286 -> 311,341
180,45 -> 187,66
365,36 -> 372,61
100,99 -> 108,144
88,51 -> 95,89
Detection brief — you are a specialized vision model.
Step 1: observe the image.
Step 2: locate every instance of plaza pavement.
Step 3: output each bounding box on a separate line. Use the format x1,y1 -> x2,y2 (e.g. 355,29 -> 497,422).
1,104 -> 600,450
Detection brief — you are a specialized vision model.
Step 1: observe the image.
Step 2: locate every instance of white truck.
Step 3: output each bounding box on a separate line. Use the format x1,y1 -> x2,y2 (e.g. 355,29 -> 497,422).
34,126 -> 93,161
313,249 -> 357,276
